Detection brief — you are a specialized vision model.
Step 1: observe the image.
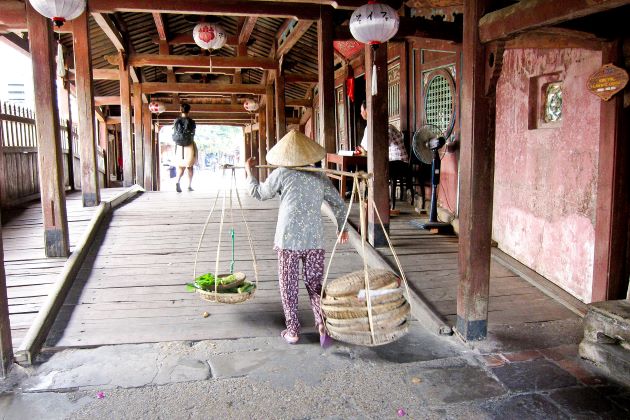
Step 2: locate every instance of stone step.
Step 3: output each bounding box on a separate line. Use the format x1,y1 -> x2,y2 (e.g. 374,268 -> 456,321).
582,300 -> 630,344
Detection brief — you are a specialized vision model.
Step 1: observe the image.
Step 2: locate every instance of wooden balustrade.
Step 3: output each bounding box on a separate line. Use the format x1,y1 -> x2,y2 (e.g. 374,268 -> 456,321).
0,101 -> 105,207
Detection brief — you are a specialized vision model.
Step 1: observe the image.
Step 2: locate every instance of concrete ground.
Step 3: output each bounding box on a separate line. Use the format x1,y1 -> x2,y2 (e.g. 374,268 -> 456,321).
1,319 -> 629,419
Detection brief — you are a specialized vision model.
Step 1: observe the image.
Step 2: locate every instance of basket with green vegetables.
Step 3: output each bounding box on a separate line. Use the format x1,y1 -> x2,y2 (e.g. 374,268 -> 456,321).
186,272 -> 255,294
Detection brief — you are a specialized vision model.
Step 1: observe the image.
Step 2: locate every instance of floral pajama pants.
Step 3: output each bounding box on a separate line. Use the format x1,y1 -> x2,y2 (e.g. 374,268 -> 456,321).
276,248 -> 325,336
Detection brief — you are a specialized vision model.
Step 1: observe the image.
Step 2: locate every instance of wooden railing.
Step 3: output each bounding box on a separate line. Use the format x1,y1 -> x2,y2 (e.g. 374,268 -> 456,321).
0,102 -> 105,207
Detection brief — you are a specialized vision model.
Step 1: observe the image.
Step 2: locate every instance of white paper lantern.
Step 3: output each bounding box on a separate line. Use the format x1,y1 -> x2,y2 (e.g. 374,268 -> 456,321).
193,23 -> 228,50
148,102 -> 166,114
349,1 -> 400,45
29,0 -> 86,26
243,99 -> 259,112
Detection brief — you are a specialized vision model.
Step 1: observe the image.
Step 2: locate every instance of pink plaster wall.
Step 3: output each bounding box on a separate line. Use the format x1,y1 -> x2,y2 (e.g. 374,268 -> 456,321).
493,48 -> 602,303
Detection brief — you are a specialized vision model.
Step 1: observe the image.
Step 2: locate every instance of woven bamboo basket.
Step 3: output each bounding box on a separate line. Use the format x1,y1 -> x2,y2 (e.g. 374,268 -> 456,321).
326,307 -> 408,333
321,296 -> 406,319
321,285 -> 402,307
325,302 -> 410,328
327,321 -> 409,347
195,272 -> 255,303
324,269 -> 399,298
196,287 -> 255,304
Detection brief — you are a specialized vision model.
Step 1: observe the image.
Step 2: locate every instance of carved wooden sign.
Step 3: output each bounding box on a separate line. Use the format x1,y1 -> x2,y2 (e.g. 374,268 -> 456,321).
587,63 -> 628,101
333,40 -> 364,60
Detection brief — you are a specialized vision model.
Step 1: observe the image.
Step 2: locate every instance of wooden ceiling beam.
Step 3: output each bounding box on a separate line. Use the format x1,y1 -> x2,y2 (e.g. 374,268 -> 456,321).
69,68 -> 119,80
95,96 -> 121,106
88,0 -> 323,19
276,20 -> 313,59
107,53 -> 277,70
140,82 -> 266,95
284,73 -> 318,83
334,17 -> 462,43
286,98 -> 312,107
159,112 -> 253,119
152,13 -> 168,41
479,0 -> 630,43
0,33 -> 29,56
152,33 -> 239,46
173,67 -> 236,75
238,16 -> 257,46
161,103 -> 247,112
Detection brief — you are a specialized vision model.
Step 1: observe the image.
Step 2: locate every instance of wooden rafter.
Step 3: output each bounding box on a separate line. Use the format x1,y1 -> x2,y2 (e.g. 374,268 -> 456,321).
152,13 -> 168,41
285,73 -> 318,83
88,0 -> 324,19
479,0 -> 630,43
276,20 -> 313,59
140,82 -> 266,95
238,16 -> 258,46
161,104 -> 247,113
69,68 -> 119,81
106,53 -> 277,70
95,96 -> 120,106
286,98 -> 312,107
0,33 -> 29,56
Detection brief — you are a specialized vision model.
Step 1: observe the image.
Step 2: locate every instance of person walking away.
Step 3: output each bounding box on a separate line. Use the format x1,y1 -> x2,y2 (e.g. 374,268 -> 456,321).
245,130 -> 349,345
172,103 -> 197,192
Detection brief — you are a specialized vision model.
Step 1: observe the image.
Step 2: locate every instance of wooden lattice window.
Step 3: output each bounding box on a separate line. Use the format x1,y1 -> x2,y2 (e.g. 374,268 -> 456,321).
388,62 -> 401,128
423,68 -> 455,137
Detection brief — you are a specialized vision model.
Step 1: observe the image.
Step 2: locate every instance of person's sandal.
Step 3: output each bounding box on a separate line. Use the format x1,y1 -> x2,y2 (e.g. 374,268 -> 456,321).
281,329 -> 299,345
176,182 -> 182,193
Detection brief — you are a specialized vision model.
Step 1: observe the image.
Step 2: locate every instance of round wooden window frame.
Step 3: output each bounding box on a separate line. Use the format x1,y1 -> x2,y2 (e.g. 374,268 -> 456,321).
423,68 -> 456,139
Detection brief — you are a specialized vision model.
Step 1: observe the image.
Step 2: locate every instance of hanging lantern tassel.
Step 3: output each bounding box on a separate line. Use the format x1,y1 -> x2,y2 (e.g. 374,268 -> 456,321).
371,45 -> 378,96
56,41 -> 66,79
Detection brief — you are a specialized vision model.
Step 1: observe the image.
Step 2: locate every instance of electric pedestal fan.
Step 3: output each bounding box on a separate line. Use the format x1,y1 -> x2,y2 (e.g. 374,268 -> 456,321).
409,124 -> 450,230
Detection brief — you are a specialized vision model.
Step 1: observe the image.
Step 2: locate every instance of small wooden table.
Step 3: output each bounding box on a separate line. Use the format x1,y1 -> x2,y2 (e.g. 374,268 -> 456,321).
326,153 -> 367,197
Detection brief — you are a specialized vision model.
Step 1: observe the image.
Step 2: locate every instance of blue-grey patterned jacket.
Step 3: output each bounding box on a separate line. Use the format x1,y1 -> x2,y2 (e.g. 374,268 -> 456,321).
247,167 -> 347,250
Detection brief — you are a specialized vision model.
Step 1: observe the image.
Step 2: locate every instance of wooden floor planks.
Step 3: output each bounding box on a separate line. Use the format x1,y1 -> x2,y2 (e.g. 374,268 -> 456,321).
4,189 -> 125,350
46,188 -> 366,348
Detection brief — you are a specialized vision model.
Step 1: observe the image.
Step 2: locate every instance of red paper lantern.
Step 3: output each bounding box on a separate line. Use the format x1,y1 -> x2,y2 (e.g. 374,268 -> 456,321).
244,99 -> 259,112
193,23 -> 228,50
148,102 -> 166,114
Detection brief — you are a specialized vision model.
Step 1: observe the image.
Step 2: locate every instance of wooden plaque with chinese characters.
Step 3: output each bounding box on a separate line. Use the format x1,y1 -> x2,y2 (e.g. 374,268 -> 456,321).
587,64 -> 629,101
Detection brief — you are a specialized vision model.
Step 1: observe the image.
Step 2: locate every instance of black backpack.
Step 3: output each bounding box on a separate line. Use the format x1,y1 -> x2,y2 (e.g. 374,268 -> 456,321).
172,117 -> 195,147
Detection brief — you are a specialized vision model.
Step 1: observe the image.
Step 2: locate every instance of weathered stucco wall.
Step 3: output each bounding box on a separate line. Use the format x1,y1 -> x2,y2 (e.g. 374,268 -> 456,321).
493,48 -> 602,303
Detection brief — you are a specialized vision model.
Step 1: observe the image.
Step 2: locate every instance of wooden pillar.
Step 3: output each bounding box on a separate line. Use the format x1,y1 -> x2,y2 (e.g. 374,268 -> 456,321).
142,104 -> 153,190
456,0 -> 496,342
266,85 -> 276,149
133,84 -> 144,188
119,56 -> 134,187
26,2 -> 70,257
154,124 -> 161,191
275,71 -> 287,140
258,107 -> 267,181
244,128 -> 252,164
592,41 -> 628,301
398,42 -> 410,147
251,128 -> 260,179
73,11 -> 100,206
0,222 -> 11,378
365,44 -> 390,247
318,7 -> 336,154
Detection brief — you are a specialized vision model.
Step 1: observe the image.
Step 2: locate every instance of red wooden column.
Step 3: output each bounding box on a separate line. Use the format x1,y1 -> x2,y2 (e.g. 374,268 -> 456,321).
26,2 -> 70,257
317,7 -> 336,154
266,85 -> 276,149
251,128 -> 260,179
142,104 -> 154,190
365,44 -> 390,247
275,71 -> 287,140
73,11 -> 100,206
258,107 -> 267,181
133,84 -> 144,188
457,0 -> 496,341
0,223 -> 11,378
119,56 -> 134,187
592,41 -> 629,301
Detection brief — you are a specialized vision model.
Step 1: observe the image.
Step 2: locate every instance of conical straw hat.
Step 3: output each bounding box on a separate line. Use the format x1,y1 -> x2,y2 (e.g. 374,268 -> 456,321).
266,129 -> 326,167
